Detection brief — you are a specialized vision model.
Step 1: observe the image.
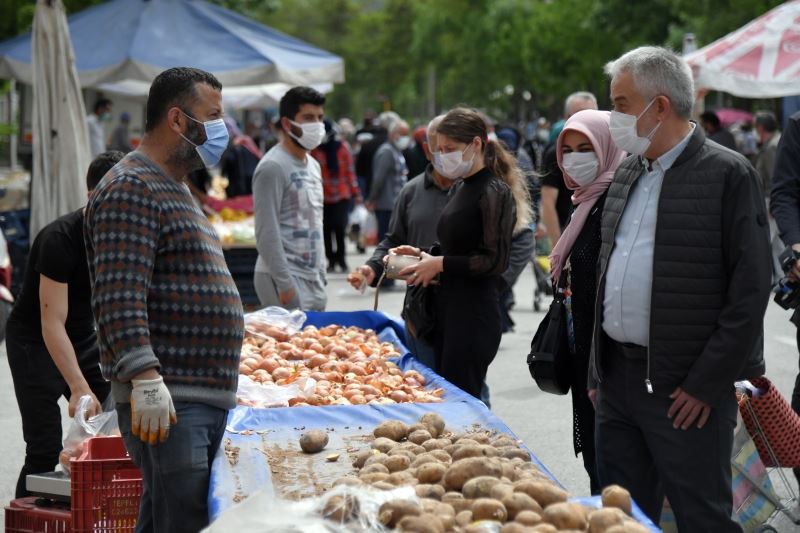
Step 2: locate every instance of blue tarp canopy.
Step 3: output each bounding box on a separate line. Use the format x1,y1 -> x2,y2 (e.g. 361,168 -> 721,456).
0,0 -> 344,87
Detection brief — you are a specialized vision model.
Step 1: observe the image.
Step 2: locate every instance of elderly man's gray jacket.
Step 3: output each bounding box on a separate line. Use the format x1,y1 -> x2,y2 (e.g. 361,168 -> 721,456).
590,125 -> 771,407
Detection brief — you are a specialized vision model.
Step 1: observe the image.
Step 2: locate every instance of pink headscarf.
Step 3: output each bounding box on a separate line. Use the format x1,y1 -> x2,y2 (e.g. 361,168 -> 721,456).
549,110 -> 626,283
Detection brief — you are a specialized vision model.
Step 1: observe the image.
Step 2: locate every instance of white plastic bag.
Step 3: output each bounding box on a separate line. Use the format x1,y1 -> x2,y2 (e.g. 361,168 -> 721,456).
59,395 -> 119,476
348,204 -> 368,229
236,375 -> 317,408
244,306 -> 307,339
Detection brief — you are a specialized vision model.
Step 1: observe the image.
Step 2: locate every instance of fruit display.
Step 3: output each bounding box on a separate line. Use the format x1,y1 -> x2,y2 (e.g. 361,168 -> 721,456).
237,324 -> 444,407
316,414 -> 648,533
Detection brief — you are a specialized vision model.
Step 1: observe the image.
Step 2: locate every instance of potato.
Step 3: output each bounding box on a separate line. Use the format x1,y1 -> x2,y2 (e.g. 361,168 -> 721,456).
358,472 -> 390,484
397,442 -> 427,455
416,484 -> 446,500
443,457 -> 503,491
455,510 -> 473,528
500,524 -> 536,533
490,483 -> 516,501
398,515 -> 444,533
352,448 -> 377,468
529,526 -> 558,533
471,498 -> 508,522
515,510 -> 543,526
361,463 -> 390,475
388,448 -> 418,462
409,429 -> 433,445
422,438 -> 451,452
298,430 -> 328,453
331,476 -> 361,488
502,492 -> 542,519
502,448 -> 532,461
420,413 -> 446,437
500,461 -> 516,481
448,498 -> 474,513
378,500 -> 422,528
407,422 -> 431,435
374,420 -> 409,442
513,481 -> 568,507
374,481 -> 398,490
491,435 -> 518,447
542,502 -> 587,531
416,462 -> 447,484
364,453 -> 389,467
452,437 -> 479,447
452,444 -> 500,461
385,454 -> 411,473
372,437 -> 398,453
607,522 -> 650,533
602,485 -> 632,516
388,471 -> 416,486
322,494 -> 359,523
468,432 -> 492,444
588,507 -> 627,533
462,476 -> 502,499
429,449 -> 452,464
411,453 -> 438,468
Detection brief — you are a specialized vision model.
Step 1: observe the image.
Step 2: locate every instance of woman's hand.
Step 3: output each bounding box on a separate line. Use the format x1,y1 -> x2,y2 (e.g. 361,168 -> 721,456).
386,245 -> 421,260
399,253 -> 443,287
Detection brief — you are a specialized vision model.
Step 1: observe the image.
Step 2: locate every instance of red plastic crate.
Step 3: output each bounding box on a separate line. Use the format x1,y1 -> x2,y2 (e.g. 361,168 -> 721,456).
69,436 -> 142,533
5,497 -> 71,533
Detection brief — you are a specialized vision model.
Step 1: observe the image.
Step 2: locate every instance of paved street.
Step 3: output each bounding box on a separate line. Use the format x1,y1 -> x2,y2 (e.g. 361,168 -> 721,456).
1,248 -> 799,530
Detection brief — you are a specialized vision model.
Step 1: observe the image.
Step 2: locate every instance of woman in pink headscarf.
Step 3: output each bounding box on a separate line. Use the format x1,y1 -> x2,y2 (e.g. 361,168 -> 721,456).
547,109 -> 626,494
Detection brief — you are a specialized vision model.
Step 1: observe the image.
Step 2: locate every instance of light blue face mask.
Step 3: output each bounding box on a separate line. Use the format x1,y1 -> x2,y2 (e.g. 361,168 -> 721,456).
180,111 -> 229,167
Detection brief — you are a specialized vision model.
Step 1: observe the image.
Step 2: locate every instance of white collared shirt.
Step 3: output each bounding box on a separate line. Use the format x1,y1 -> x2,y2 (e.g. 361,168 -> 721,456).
602,125 -> 695,346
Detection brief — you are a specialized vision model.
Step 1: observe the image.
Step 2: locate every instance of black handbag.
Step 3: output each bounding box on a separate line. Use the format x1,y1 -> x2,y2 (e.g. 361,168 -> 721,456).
526,271 -> 572,395
402,283 -> 438,344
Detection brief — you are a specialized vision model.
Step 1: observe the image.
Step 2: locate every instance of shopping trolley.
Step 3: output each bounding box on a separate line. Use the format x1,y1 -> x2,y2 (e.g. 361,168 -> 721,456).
735,379 -> 800,532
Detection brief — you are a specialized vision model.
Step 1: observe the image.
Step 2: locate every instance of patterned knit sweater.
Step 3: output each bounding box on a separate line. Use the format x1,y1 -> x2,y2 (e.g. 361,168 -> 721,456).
84,152 -> 244,409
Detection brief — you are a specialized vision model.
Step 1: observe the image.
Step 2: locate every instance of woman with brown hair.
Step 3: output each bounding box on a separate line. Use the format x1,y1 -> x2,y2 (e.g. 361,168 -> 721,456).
392,107 -> 529,399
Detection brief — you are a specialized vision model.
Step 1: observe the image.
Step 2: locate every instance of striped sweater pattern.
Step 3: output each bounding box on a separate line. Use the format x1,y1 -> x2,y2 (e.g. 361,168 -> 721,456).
84,152 -> 244,409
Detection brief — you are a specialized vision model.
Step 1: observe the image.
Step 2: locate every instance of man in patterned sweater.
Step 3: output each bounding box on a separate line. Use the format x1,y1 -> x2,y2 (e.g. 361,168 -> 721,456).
84,67 -> 244,533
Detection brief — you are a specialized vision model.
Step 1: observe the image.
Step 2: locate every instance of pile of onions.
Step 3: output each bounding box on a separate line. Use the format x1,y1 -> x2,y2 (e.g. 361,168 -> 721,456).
238,324 -> 444,407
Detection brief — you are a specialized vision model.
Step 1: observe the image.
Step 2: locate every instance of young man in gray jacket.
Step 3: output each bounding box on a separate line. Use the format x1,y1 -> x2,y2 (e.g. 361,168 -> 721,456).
590,46 -> 771,532
253,87 -> 327,311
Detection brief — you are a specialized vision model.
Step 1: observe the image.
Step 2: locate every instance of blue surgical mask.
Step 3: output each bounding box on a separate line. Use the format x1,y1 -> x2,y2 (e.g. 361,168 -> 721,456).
180,111 -> 229,167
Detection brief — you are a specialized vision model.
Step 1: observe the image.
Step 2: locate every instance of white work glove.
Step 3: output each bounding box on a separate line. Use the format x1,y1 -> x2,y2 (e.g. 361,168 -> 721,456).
131,376 -> 177,445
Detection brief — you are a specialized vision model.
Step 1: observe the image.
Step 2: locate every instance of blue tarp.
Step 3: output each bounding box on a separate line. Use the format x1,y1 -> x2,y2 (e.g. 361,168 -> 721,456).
208,311 -> 660,531
0,0 -> 344,87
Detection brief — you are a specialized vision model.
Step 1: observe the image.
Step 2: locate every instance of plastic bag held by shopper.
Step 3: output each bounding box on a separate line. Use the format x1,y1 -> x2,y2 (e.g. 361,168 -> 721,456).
59,394 -> 119,476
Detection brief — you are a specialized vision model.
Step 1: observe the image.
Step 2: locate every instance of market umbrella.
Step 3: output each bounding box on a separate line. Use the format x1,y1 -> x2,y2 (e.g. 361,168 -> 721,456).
30,0 -> 90,238
94,78 -> 334,110
0,0 -> 344,88
685,0 -> 800,98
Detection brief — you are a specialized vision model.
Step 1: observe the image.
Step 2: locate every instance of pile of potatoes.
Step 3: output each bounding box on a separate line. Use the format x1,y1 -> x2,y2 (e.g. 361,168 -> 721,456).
237,324 -> 444,407
323,414 -> 649,533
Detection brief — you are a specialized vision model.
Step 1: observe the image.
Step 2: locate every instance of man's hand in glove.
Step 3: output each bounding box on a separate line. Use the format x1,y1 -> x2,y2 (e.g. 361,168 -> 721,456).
131,374 -> 177,445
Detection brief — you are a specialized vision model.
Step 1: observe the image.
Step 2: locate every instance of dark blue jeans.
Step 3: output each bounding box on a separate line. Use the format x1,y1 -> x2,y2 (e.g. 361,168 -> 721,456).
117,401 -> 227,533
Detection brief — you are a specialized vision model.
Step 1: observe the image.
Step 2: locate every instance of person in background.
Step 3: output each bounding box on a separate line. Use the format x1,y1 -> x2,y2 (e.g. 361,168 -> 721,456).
546,109 -> 626,494
738,121 -> 759,162
393,108 -> 530,400
404,126 -> 429,179
109,112 -> 134,153
755,111 -> 784,281
311,118 -> 361,273
540,92 -> 598,248
0,229 -> 12,343
368,117 -> 410,256
700,110 -> 738,151
348,115 -> 449,369
7,151 -> 123,498
85,67 -> 244,533
592,46 -> 770,530
87,98 -> 113,158
356,111 -> 399,205
769,109 -> 800,488
221,117 -> 263,198
253,86 -> 327,311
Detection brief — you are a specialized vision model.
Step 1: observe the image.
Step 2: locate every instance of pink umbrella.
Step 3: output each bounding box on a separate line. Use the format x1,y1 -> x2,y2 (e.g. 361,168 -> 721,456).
686,0 -> 800,98
714,108 -> 754,127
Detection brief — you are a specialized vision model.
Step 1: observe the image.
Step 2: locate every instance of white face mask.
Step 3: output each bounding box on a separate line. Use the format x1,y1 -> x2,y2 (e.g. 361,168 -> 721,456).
562,152 -> 599,187
288,120 -> 326,151
609,98 -> 662,156
435,143 -> 476,180
395,135 -> 411,151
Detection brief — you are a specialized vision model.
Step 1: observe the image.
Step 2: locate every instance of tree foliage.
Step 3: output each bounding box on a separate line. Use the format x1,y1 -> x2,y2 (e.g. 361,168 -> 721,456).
0,0 -> 787,120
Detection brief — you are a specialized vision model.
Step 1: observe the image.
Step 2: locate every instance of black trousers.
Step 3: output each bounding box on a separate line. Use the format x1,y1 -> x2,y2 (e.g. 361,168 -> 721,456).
6,325 -> 110,498
434,279 -> 501,399
323,201 -> 350,269
595,337 -> 740,532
